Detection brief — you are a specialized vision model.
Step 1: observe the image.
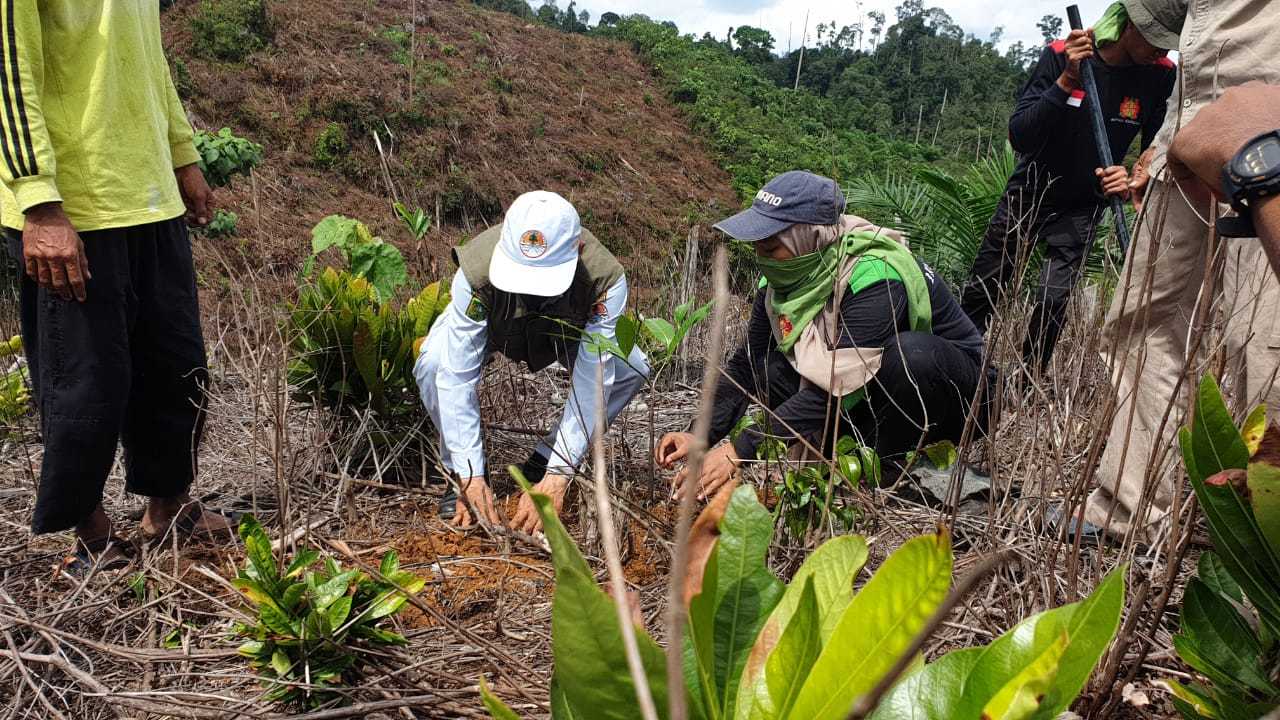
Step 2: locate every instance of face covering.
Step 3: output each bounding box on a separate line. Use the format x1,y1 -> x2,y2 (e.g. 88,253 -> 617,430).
758,218 -> 932,354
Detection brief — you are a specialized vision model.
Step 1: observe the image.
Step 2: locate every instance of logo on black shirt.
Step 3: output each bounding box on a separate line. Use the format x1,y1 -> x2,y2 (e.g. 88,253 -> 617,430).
1119,97 -> 1141,121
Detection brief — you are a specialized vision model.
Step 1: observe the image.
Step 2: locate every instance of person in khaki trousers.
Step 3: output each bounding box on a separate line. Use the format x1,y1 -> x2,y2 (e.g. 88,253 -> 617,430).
1083,0 -> 1280,543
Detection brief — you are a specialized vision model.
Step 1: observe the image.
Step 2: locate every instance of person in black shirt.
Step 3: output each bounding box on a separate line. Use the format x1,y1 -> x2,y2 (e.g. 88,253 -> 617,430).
655,171 -> 986,501
959,1 -> 1177,371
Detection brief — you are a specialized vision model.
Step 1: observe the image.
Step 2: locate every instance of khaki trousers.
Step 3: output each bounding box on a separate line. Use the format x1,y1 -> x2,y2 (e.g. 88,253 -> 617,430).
1084,177 -> 1280,541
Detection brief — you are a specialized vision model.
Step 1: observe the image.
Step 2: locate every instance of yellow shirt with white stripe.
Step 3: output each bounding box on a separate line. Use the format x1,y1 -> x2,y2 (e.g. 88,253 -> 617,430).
0,0 -> 199,232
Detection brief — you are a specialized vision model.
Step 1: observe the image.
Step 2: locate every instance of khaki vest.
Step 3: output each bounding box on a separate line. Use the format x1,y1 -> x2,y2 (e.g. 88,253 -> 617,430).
453,226 -> 624,372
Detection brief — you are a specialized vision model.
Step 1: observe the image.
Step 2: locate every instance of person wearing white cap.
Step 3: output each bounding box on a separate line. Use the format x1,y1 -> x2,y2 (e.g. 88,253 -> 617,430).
414,191 -> 649,531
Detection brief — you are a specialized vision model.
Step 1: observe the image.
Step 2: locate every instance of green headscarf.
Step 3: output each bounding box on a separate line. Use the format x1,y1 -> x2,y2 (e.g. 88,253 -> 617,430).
1094,2 -> 1129,46
758,224 -> 930,353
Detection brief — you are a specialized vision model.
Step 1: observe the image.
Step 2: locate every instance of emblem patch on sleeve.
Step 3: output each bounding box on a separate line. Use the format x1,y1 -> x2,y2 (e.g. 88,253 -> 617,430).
465,296 -> 488,321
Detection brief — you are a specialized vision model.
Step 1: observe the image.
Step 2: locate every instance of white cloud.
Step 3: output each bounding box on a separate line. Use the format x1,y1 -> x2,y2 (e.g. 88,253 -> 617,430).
562,0 -> 1116,52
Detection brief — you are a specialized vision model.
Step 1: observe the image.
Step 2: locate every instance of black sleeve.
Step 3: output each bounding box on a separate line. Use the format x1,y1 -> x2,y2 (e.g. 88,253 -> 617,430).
730,279 -> 910,460
1141,68 -> 1176,151
704,289 -> 772,447
1008,46 -> 1074,156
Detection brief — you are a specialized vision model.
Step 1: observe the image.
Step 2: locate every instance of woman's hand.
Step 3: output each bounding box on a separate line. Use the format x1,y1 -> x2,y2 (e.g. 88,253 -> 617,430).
510,474 -> 569,534
671,443 -> 740,503
655,432 -> 694,468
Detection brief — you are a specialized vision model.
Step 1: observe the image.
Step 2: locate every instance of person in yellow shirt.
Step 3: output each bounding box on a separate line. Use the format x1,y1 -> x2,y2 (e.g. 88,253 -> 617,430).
1,1 -> 234,572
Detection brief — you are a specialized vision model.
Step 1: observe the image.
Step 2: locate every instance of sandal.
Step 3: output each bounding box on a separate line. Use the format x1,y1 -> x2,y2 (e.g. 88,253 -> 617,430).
144,504 -> 244,545
63,535 -> 134,577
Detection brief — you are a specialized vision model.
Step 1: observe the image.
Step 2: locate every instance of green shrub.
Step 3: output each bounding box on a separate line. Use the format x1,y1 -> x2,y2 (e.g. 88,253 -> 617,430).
190,0 -> 272,62
288,268 -> 448,418
194,127 -> 263,188
1165,376 -> 1280,718
194,209 -> 238,239
290,215 -> 448,418
482,479 -> 1125,720
312,122 -> 349,169
232,515 -> 425,708
382,26 -> 412,65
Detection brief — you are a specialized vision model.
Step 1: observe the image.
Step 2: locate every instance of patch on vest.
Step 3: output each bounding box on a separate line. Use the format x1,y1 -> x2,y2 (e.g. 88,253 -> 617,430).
778,315 -> 793,338
590,298 -> 609,324
465,295 -> 488,321
519,230 -> 548,259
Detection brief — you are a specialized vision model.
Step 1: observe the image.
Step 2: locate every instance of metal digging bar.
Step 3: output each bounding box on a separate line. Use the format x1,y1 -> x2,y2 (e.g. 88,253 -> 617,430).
1067,4 -> 1132,257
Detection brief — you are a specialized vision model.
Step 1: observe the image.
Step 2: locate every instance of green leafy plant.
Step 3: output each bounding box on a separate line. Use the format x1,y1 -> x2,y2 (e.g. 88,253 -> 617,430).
393,202 -> 432,242
313,122 -> 349,169
303,215 -> 407,303
232,516 -> 425,708
194,128 -> 263,189
774,436 -> 880,539
638,299 -> 712,367
0,335 -> 28,426
1164,376 -> 1280,719
288,267 -> 448,418
482,479 -> 1124,720
194,209 -> 238,239
191,0 -> 272,62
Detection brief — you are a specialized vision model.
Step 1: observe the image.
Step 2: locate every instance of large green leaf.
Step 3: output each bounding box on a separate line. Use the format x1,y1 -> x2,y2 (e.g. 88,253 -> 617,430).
550,675 -> 579,720
980,633 -> 1068,720
1247,424 -> 1280,560
688,485 -> 784,718
518,474 -> 671,720
1176,579 -> 1275,696
1182,428 -> 1280,635
1196,552 -> 1243,604
350,240 -> 408,302
761,577 -> 823,719
736,536 -> 869,718
788,530 -> 953,720
311,215 -> 360,255
643,317 -> 677,352
313,570 -> 356,611
870,569 -> 1124,720
1191,375 -> 1250,478
868,647 -> 983,720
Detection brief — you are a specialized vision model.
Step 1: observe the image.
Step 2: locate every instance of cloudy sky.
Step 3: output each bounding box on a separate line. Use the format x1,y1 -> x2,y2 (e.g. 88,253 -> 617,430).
562,0 -> 1115,52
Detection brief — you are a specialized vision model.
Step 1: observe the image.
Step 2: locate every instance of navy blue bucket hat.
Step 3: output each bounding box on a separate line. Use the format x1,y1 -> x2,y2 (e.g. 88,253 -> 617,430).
714,171 -> 846,241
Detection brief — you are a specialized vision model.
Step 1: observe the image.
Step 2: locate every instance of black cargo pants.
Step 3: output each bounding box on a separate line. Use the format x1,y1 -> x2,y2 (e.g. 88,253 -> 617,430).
6,218 -> 208,534
959,193 -> 1100,371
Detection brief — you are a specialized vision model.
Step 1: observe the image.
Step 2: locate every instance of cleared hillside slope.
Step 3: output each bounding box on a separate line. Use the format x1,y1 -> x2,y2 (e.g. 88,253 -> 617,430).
162,0 -> 738,292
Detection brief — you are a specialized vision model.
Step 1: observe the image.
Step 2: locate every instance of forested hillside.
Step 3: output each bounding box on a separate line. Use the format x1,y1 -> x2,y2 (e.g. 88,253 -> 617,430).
482,0 -> 1036,198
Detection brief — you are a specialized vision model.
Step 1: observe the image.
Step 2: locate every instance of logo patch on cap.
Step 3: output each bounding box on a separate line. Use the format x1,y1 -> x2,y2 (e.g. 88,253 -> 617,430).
519,230 -> 548,259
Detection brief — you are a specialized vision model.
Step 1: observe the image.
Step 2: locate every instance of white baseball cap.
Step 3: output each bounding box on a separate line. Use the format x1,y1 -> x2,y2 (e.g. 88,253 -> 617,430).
489,191 -> 582,296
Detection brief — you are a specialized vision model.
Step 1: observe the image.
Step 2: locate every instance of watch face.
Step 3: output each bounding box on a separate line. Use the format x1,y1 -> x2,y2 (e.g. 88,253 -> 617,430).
1235,135 -> 1280,181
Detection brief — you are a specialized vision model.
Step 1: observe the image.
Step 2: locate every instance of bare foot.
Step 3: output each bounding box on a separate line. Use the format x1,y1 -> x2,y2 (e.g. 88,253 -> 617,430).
142,495 -> 237,540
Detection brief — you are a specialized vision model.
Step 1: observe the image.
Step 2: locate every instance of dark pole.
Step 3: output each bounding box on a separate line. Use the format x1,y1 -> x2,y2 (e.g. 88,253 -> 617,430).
1066,4 -> 1131,257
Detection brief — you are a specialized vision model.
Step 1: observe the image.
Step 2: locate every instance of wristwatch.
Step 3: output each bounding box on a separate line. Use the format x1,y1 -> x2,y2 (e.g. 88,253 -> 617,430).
1217,130 -> 1280,237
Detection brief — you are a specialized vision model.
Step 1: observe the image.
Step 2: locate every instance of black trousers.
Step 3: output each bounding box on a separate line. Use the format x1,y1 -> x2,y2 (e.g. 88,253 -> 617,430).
959,193 -> 1099,370
756,332 -> 983,463
6,218 -> 208,534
